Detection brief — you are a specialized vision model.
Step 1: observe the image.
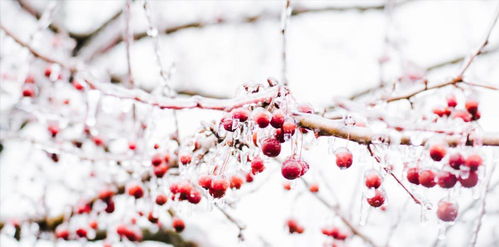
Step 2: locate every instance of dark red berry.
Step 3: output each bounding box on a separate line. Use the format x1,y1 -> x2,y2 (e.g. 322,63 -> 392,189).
429,144 -> 446,161
459,171 -> 479,188
172,218 -> 185,232
367,190 -> 385,207
448,153 -> 464,170
270,112 -> 285,128
254,111 -> 270,128
419,169 -> 436,188
281,158 -> 303,180
437,171 -> 457,189
465,154 -> 483,171
261,138 -> 281,157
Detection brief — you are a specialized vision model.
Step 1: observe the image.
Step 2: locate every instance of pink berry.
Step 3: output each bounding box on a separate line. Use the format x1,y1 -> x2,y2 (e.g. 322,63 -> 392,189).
419,169 -> 436,188
407,167 -> 420,185
448,153 -> 464,170
437,171 -> 457,189
261,138 -> 281,157
429,144 -> 446,161
254,111 -> 270,128
270,112 -> 285,128
366,190 -> 385,207
437,200 -> 458,222
335,148 -> 353,169
459,171 -> 479,188
465,154 -> 483,171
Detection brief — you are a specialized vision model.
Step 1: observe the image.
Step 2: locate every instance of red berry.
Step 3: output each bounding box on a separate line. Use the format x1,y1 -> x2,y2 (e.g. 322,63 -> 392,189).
419,169 -> 436,188
459,171 -> 479,188
169,183 -> 180,194
437,171 -> 457,189
465,154 -> 483,171
22,87 -> 35,97
245,172 -> 254,183
407,167 -> 420,185
222,117 -> 235,132
128,142 -> 136,150
433,107 -> 451,117
178,182 -> 193,196
179,154 -> 192,165
281,158 -> 304,180
286,219 -> 304,234
76,228 -> 87,238
270,112 -> 285,128
148,212 -> 158,223
251,157 -> 265,174
282,121 -> 296,135
254,111 -> 270,128
48,125 -> 59,138
44,67 -> 52,77
73,80 -> 84,90
232,108 -> 249,122
155,194 -> 167,205
447,95 -> 457,108
437,200 -> 458,222
24,75 -> 35,83
261,138 -> 281,157
153,164 -> 168,177
283,182 -> 291,190
187,190 -> 202,204
198,175 -> 213,189
209,178 -> 229,198
448,153 -> 464,170
151,154 -> 163,166
230,175 -> 244,189
98,190 -> 114,201
92,137 -> 104,146
76,202 -> 92,214
365,171 -> 382,189
297,104 -> 314,114
128,185 -> 144,199
89,220 -> 98,230
429,144 -> 446,161
465,100 -> 478,115
105,200 -> 115,213
274,128 -> 285,143
55,229 -> 69,240
366,190 -> 385,207
452,110 -> 472,122
309,184 -> 319,193
335,148 -> 353,169
172,218 -> 185,232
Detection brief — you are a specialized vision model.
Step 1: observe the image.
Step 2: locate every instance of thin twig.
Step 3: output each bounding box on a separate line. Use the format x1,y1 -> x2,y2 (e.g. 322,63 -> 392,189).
280,0 -> 291,86
124,0 -> 134,87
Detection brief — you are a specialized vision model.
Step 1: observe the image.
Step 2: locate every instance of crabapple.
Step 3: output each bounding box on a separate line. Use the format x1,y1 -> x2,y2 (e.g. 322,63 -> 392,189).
153,164 -> 168,178
365,171 -> 382,189
98,190 -> 114,202
151,154 -> 163,166
407,167 -> 420,185
179,154 -> 192,165
282,121 -> 296,135
128,185 -> 144,199
270,112 -> 285,128
459,171 -> 479,188
465,154 -> 483,171
155,194 -> 168,205
198,175 -> 213,189
429,144 -> 446,161
419,169 -> 437,188
76,228 -> 87,238
281,158 -> 304,180
335,148 -> 353,169
465,100 -> 478,115
366,190 -> 385,207
188,190 -> 202,204
261,138 -> 281,157
447,95 -> 457,108
253,111 -> 270,128
232,108 -> 249,122
251,157 -> 265,174
172,218 -> 185,232
448,153 -> 464,170
437,200 -> 458,222
209,178 -> 229,198
437,171 -> 457,189
230,175 -> 244,189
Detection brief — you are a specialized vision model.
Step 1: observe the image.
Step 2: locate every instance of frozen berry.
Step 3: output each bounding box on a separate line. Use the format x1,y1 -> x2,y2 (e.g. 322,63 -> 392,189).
128,185 -> 144,199
151,154 -> 163,166
281,158 -> 303,180
429,144 -> 446,161
232,108 -> 249,122
335,148 -> 353,169
198,175 -> 213,189
261,138 -> 281,157
437,171 -> 457,189
153,164 -> 168,178
270,112 -> 285,128
407,167 -> 420,185
459,171 -> 479,188
155,194 -> 167,205
367,190 -> 385,207
448,153 -> 464,170
309,184 -> 319,193
447,95 -> 457,108
209,178 -> 229,198
230,175 -> 244,189
179,154 -> 192,165
465,154 -> 483,171
365,171 -> 382,189
465,100 -> 478,115
251,157 -> 265,174
437,200 -> 458,222
419,169 -> 436,188
254,111 -> 270,128
172,218 -> 185,232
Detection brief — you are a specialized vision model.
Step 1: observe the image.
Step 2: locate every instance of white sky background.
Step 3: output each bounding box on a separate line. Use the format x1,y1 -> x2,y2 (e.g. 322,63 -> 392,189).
1,0 -> 499,247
